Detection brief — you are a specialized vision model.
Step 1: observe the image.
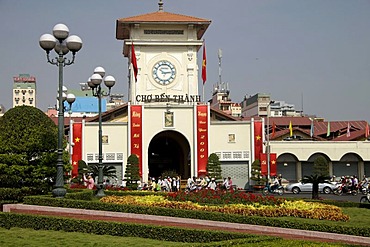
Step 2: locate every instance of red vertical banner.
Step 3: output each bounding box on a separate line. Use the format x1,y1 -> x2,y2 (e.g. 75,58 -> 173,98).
201,42 -> 207,84
254,121 -> 263,161
196,105 -> 208,176
260,153 -> 267,175
130,105 -> 143,176
72,122 -> 82,178
270,153 -> 277,176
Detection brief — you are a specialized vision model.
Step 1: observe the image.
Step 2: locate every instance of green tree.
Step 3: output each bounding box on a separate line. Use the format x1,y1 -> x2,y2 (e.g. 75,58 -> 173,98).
301,156 -> 330,199
74,160 -> 116,184
250,159 -> 267,186
0,106 -> 70,192
206,153 -> 222,181
124,154 -> 140,190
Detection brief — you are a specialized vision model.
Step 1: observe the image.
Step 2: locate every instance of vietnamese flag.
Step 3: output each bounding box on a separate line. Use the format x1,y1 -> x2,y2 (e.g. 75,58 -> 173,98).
270,153 -> 277,176
260,153 -> 267,176
131,42 -> 138,82
201,42 -> 207,84
72,122 -> 82,177
254,121 -> 263,160
271,122 -> 276,138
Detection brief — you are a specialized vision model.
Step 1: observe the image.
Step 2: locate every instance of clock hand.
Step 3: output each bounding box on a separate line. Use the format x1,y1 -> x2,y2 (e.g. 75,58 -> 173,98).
160,68 -> 171,75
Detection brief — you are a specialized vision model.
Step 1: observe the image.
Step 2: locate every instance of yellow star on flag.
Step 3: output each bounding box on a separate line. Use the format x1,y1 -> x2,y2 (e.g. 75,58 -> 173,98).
256,135 -> 261,141
75,137 -> 80,143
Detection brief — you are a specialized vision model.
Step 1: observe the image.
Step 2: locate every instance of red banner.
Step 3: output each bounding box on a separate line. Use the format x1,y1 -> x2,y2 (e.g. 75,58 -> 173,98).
254,121 -> 263,160
196,105 -> 208,176
130,105 -> 143,176
260,153 -> 267,175
270,153 -> 277,176
260,152 -> 277,176
72,122 -> 82,178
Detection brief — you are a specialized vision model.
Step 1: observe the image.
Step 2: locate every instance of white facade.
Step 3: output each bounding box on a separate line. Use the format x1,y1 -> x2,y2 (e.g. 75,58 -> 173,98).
73,4 -> 370,190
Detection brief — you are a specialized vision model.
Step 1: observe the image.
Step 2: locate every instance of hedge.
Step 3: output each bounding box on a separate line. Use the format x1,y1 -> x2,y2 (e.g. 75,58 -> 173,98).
0,212 -> 270,243
22,195 -> 370,237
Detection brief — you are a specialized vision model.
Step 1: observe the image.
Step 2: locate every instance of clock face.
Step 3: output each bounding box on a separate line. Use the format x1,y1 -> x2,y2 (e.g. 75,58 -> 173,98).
152,60 -> 176,85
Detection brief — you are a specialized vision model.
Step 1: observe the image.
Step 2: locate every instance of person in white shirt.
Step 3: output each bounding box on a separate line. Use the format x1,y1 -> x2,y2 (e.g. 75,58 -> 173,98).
208,178 -> 217,190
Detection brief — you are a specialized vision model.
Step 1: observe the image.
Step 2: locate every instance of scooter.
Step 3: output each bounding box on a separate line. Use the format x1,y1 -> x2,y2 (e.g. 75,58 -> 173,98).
262,183 -> 284,196
360,192 -> 370,204
333,183 -> 358,196
357,183 -> 369,195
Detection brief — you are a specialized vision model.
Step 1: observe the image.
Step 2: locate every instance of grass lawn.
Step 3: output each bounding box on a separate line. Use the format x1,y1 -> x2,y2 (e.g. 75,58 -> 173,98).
0,227 -> 362,247
272,206 -> 370,229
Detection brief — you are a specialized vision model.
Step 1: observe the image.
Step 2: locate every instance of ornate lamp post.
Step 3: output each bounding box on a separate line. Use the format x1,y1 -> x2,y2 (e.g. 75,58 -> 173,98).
88,66 -> 116,197
39,24 -> 82,198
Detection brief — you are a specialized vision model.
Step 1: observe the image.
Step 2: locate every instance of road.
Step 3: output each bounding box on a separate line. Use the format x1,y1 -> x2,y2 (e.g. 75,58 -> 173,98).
275,191 -> 364,203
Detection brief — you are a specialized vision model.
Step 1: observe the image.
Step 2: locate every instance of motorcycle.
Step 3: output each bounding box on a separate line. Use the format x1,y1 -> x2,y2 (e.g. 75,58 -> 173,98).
333,183 -> 357,196
262,183 -> 284,196
357,183 -> 369,195
360,193 -> 370,204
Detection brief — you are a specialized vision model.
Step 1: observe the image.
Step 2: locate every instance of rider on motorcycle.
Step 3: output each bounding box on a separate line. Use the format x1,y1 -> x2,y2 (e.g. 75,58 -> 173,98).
270,176 -> 279,192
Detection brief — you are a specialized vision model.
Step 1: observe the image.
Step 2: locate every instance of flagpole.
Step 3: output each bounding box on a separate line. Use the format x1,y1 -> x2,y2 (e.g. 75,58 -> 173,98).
202,84 -> 205,103
201,40 -> 206,103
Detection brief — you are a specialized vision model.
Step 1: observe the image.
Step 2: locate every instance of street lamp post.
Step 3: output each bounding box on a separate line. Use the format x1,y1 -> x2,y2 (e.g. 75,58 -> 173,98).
88,67 -> 116,197
39,24 -> 82,198
266,100 -> 275,184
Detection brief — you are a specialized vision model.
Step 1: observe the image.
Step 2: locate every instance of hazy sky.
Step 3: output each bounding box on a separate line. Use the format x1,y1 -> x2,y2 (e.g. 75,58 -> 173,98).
1,0 -> 370,121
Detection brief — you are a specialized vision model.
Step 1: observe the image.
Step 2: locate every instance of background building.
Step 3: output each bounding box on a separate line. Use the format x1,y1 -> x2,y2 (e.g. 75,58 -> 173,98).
13,74 -> 36,107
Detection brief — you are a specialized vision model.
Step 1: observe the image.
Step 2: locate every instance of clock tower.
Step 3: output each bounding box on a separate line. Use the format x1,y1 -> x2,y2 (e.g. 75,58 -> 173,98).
116,1 -> 211,104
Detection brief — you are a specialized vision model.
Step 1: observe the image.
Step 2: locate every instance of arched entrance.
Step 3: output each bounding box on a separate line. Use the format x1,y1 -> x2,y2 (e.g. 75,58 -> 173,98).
148,130 -> 190,179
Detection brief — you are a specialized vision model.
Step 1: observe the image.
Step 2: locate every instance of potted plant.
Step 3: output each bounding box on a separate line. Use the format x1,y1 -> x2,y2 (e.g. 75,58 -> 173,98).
250,159 -> 266,190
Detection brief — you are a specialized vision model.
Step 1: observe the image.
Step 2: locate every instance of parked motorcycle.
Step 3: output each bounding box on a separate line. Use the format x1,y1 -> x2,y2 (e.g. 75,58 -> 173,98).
333,183 -> 358,196
262,184 -> 284,196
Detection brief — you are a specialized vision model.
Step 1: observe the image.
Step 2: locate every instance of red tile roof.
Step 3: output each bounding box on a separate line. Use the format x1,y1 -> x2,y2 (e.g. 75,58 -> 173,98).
118,11 -> 211,23
116,11 -> 211,40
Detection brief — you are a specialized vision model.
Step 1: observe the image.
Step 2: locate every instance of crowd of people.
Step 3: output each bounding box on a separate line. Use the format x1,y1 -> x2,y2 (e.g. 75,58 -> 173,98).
186,176 -> 233,192
139,176 -> 181,192
335,175 -> 369,193
131,175 -> 235,192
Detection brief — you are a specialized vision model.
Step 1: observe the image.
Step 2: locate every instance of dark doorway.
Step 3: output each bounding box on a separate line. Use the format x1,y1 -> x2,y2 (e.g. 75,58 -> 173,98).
148,130 -> 190,179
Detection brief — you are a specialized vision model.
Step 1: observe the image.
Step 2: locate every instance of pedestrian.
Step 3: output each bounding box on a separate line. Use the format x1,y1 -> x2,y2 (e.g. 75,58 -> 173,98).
83,174 -> 95,190
208,177 -> 217,190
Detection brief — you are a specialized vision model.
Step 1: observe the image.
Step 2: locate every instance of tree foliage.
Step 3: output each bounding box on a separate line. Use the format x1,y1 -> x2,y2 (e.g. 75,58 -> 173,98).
0,106 -> 70,192
206,153 -> 222,181
124,154 -> 140,190
74,160 -> 117,183
301,155 -> 330,199
250,159 -> 267,185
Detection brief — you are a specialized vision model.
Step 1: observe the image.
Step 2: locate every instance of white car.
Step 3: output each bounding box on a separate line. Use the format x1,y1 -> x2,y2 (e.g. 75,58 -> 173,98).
285,182 -> 337,194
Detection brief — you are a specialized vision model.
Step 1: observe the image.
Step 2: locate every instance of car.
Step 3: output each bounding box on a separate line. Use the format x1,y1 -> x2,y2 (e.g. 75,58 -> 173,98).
285,181 -> 337,194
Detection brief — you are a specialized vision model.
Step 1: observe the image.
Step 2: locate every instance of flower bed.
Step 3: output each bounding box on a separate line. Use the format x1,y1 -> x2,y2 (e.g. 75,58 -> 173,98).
166,190 -> 283,205
100,194 -> 349,221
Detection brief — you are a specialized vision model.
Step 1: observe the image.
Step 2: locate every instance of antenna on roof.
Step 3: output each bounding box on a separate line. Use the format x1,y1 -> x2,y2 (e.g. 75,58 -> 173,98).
218,49 -> 222,85
158,0 -> 164,12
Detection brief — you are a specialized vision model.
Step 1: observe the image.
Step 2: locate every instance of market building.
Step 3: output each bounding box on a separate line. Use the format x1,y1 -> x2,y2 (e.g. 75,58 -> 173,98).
70,1 -> 370,189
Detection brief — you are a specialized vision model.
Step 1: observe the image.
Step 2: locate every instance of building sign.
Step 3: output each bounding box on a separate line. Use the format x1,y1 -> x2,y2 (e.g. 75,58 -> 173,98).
13,74 -> 36,82
130,105 -> 143,176
164,112 -> 174,127
196,105 -> 208,175
136,93 -> 201,103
